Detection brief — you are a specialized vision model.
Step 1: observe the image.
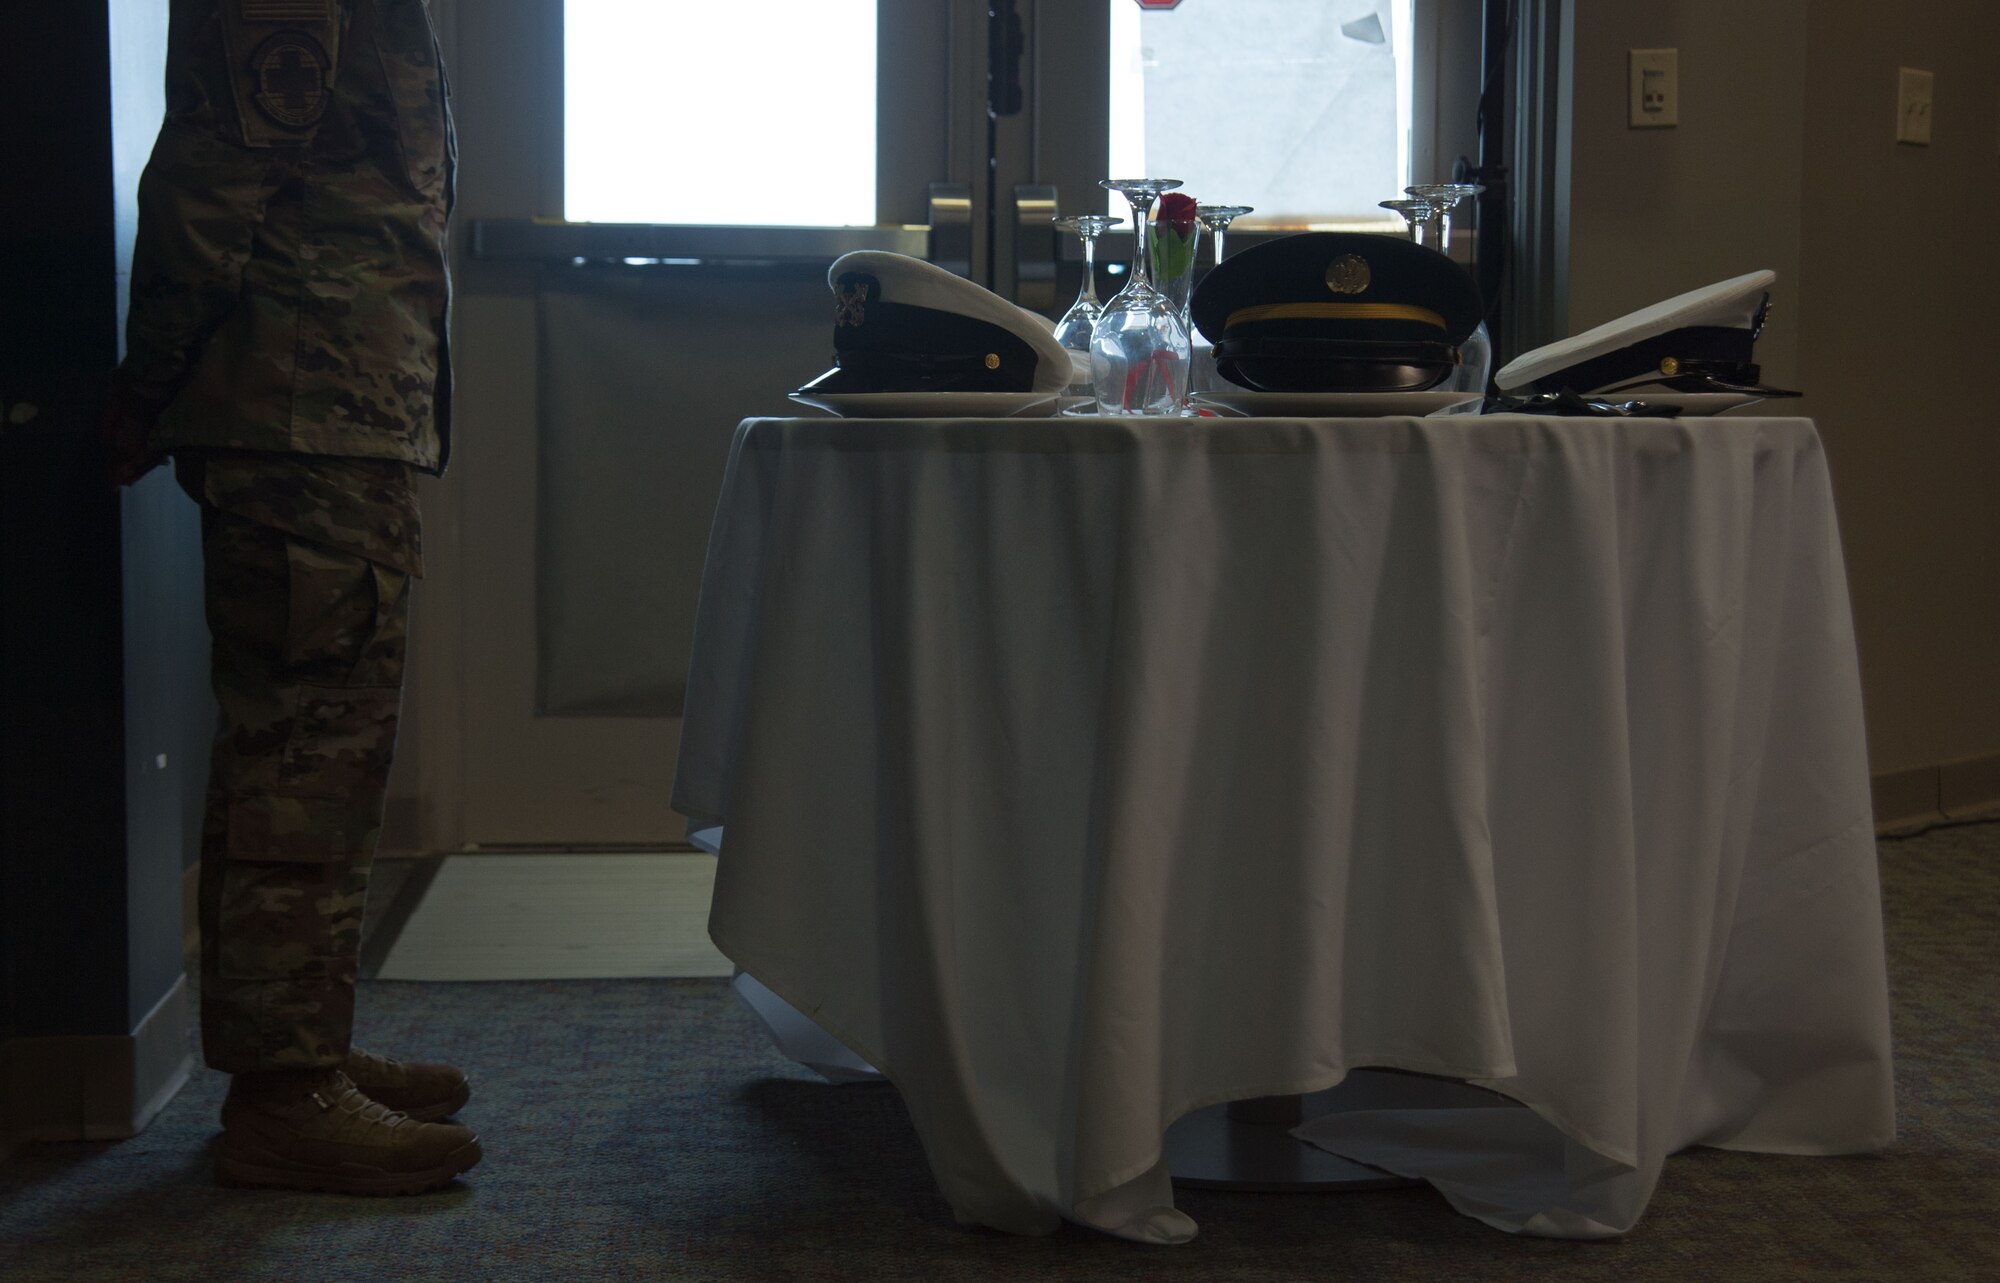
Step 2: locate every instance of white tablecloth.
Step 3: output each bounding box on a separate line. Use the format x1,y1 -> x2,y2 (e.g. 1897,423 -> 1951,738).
671,414 -> 1894,1243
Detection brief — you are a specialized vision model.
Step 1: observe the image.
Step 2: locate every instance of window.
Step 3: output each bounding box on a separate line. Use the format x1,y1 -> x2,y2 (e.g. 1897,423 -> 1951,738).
1107,0 -> 1413,229
561,1 -> 1428,233
563,1 -> 879,226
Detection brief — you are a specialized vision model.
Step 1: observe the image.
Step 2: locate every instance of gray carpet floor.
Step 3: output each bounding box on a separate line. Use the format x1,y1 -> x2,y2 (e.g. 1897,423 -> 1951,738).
3,821 -> 1996,1282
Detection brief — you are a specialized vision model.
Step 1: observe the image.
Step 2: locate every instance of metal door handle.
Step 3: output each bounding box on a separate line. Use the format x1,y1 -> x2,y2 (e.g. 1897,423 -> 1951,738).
1012,185 -> 1058,313
927,184 -> 972,279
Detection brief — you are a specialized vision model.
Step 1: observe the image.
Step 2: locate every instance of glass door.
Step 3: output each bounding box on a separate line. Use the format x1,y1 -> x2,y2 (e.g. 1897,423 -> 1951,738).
396,0 -> 984,848
397,0 -> 1475,849
1098,0 -> 1414,227
993,1 -> 1474,330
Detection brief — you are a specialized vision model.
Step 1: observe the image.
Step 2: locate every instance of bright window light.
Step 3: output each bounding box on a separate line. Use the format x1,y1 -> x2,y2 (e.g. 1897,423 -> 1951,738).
565,2 -> 878,226
1108,0 -> 1413,228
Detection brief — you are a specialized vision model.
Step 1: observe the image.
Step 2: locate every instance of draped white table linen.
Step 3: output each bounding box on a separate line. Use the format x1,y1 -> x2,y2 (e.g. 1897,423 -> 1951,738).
671,414 -> 1894,1243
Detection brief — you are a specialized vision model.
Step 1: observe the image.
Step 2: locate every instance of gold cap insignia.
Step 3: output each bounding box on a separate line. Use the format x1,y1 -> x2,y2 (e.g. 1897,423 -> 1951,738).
984,353 -> 1001,370
1325,254 -> 1372,296
834,280 -> 870,328
1659,357 -> 1681,376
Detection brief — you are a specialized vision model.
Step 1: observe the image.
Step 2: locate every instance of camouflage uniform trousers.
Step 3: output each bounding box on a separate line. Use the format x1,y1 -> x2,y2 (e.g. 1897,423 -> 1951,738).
179,449 -> 423,1074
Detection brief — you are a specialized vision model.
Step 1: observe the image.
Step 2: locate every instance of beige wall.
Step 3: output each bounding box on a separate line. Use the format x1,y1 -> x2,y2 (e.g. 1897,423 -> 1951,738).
1564,0 -> 2000,793
1566,1 -> 1808,385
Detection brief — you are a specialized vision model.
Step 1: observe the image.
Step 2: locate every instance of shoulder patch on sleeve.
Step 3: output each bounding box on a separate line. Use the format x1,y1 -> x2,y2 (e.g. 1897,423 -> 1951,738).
248,30 -> 332,128
220,1 -> 344,147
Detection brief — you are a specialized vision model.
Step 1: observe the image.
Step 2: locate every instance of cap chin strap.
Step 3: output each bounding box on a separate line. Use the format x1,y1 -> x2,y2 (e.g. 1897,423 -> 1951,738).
1223,302 -> 1449,331
828,297 -> 1040,392
824,348 -> 1034,393
1213,337 -> 1461,393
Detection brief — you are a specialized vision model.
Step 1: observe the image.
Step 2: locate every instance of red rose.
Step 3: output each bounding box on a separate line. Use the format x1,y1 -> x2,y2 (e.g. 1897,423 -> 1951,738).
1156,192 -> 1198,237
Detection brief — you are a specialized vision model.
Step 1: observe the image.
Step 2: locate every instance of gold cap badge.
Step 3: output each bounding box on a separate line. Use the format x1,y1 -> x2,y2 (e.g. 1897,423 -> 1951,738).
1325,254 -> 1372,296
835,281 -> 869,327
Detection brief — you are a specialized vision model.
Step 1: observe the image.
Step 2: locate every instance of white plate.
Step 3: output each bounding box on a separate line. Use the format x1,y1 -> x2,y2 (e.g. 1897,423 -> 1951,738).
1189,390 -> 1484,418
789,391 -> 1062,419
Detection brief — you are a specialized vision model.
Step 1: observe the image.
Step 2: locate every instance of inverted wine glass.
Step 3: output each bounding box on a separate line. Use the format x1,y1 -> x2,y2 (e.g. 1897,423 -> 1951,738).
1187,205 -> 1253,402
1056,209 -> 1120,377
1403,184 -> 1483,255
1403,190 -> 1491,397
1195,204 -> 1254,263
1379,198 -> 1434,244
1090,179 -> 1189,416
1407,185 -> 1489,396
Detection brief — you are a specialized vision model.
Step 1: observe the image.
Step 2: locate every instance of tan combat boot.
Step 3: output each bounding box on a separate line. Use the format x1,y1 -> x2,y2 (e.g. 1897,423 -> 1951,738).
346,1048 -> 472,1122
216,1068 -> 482,1195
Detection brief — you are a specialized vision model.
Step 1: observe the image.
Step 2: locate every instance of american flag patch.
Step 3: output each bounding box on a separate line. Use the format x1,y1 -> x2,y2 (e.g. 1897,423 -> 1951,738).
242,1 -> 329,20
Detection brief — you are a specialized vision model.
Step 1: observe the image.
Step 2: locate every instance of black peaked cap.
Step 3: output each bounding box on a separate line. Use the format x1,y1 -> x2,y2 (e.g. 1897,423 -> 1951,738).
1190,232 -> 1483,349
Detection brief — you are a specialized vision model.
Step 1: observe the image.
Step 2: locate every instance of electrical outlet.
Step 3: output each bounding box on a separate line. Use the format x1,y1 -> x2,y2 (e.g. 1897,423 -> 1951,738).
1630,48 -> 1678,128
1897,67 -> 1933,145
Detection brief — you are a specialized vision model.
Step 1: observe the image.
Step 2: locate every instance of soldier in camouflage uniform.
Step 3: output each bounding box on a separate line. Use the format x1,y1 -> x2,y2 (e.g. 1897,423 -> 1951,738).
103,0 -> 480,1195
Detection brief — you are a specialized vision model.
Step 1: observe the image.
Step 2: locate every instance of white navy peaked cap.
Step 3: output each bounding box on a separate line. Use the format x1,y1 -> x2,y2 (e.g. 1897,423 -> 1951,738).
1495,270 -> 1778,395
797,251 -> 1074,396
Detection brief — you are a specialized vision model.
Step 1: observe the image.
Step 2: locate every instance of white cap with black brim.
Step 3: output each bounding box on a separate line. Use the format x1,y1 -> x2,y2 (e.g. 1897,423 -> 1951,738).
1494,269 -> 1798,399
797,251 -> 1075,396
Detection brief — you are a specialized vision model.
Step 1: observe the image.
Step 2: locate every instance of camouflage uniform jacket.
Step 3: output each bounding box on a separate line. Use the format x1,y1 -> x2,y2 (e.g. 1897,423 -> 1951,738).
122,0 -> 455,474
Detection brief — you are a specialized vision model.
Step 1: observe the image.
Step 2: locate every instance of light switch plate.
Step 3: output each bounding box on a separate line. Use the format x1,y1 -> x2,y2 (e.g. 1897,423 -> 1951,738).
1630,48 -> 1678,128
1897,67 -> 1933,145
